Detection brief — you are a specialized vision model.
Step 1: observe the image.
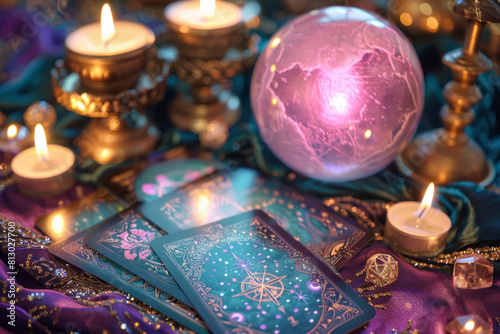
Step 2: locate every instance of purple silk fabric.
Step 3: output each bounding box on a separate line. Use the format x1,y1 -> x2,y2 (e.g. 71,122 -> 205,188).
0,8 -> 66,80
1,179 -> 499,333
0,183 -> 94,231
0,259 -> 176,334
0,184 -> 177,334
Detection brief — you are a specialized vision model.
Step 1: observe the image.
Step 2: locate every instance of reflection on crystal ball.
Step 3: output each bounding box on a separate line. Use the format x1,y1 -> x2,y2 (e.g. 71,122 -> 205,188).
251,7 -> 424,182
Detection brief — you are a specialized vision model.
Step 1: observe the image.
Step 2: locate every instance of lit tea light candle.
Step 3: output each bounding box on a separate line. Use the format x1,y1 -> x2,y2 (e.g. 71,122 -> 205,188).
385,183 -> 452,257
11,124 -> 75,197
0,123 -> 30,153
165,0 -> 242,30
164,0 -> 244,60
66,4 -> 154,56
64,3 -> 155,93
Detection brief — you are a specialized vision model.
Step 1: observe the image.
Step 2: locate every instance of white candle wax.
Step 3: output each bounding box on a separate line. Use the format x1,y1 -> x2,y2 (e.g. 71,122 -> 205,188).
385,201 -> 451,257
389,202 -> 451,236
165,1 -> 242,30
12,144 -> 75,197
65,21 -> 155,56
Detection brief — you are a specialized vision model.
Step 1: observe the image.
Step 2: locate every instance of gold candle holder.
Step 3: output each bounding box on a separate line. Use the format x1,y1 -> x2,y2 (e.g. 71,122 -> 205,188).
65,43 -> 153,95
64,5 -> 155,95
165,6 -> 246,60
52,49 -> 170,164
396,0 -> 499,186
163,1 -> 259,133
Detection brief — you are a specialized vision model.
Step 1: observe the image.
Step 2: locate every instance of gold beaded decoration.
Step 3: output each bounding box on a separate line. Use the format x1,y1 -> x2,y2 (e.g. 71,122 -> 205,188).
390,320 -> 419,334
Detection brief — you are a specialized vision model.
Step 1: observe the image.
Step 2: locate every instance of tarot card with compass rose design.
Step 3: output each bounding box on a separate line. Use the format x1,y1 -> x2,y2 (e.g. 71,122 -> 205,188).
48,230 -> 209,333
150,210 -> 375,334
83,204 -> 192,306
141,167 -> 373,270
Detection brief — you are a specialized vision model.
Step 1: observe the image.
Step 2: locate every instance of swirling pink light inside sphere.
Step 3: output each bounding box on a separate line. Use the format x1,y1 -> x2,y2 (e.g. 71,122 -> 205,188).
251,7 -> 424,182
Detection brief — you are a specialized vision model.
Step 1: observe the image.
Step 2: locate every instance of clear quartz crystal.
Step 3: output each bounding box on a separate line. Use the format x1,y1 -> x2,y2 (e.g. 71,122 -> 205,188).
453,254 -> 493,289
445,314 -> 489,334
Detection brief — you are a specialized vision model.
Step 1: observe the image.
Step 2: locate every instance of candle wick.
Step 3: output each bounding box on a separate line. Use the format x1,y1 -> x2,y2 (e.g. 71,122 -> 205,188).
37,150 -> 50,164
414,204 -> 430,220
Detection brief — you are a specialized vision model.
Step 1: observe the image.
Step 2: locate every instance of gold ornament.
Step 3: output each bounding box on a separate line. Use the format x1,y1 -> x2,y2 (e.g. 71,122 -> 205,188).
388,0 -> 465,36
199,120 -> 229,151
365,254 -> 399,287
24,101 -> 57,132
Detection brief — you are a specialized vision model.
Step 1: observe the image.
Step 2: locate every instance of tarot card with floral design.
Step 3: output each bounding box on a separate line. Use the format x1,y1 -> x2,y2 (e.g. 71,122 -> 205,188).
141,168 -> 373,270
83,204 -> 191,306
150,210 -> 375,334
98,145 -> 217,205
48,230 -> 209,334
36,188 -> 125,242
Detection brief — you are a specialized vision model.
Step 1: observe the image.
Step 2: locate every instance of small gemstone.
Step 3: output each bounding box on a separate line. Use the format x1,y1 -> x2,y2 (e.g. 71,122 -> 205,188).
453,254 -> 493,289
445,314 -> 489,334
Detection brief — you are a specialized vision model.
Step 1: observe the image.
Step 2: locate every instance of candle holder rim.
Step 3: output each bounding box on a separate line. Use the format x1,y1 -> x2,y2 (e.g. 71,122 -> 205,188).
52,49 -> 170,118
164,19 -> 245,35
388,201 -> 451,217
163,2 -> 244,33
386,214 -> 451,239
65,21 -> 156,58
65,43 -> 154,61
383,235 -> 447,258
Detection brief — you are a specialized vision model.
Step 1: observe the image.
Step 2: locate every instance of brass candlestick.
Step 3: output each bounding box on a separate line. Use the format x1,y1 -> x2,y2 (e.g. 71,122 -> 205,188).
164,10 -> 259,134
396,0 -> 499,186
52,49 -> 169,164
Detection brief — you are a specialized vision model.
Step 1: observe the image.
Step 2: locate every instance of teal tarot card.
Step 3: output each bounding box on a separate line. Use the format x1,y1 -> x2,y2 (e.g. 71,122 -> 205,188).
141,168 -> 373,270
48,230 -> 209,333
150,210 -> 375,334
83,205 -> 191,306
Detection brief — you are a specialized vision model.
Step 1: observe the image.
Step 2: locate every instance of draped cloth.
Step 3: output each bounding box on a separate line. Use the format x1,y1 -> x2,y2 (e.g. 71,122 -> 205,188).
1,5 -> 500,334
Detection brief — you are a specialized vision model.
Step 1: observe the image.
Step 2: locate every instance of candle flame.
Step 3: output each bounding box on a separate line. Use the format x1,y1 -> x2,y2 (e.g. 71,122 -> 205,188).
35,124 -> 49,163
7,124 -> 18,139
200,0 -> 215,16
415,183 -> 434,220
101,3 -> 115,46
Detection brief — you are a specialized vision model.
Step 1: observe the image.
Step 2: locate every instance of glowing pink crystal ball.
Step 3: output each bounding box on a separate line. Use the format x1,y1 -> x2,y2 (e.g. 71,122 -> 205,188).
251,7 -> 424,182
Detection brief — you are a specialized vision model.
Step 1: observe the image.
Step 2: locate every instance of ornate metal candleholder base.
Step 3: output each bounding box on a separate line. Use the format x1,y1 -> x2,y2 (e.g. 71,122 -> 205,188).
169,35 -> 258,133
52,49 -> 169,164
169,36 -> 258,133
397,0 -> 499,186
165,11 -> 259,134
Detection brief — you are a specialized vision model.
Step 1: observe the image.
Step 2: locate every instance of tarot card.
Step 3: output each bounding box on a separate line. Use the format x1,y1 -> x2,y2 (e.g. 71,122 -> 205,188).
133,159 -> 218,203
48,230 -> 209,334
141,168 -> 373,270
98,145 -> 216,205
83,204 -> 192,306
150,210 -> 375,334
36,188 -> 125,242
